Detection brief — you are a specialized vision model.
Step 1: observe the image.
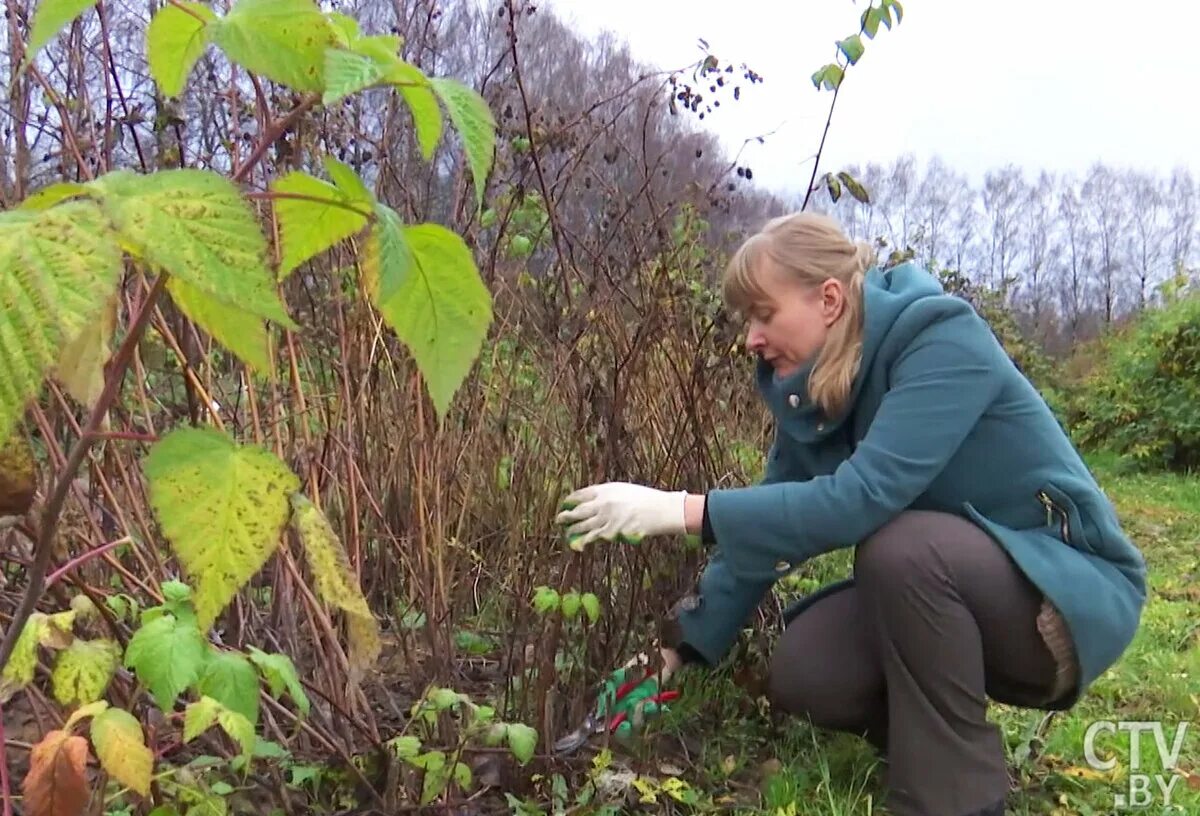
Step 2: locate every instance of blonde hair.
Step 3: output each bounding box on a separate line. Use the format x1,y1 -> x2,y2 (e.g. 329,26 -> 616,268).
723,212 -> 877,418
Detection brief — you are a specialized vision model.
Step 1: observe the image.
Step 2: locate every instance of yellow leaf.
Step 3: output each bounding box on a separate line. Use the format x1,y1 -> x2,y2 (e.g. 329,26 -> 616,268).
24,729 -> 90,816
55,294 -> 115,408
0,430 -> 36,515
289,493 -> 380,684
90,708 -> 153,796
184,696 -> 220,743
64,700 -> 110,732
52,639 -> 120,705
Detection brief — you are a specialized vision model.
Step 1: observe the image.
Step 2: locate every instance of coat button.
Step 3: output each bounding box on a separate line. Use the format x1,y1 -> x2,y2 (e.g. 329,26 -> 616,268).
787,394 -> 800,408
775,560 -> 791,573
817,422 -> 825,431
679,595 -> 702,612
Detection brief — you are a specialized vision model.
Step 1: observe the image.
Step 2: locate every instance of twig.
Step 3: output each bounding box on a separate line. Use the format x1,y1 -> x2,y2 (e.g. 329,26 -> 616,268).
45,536 -> 131,588
232,94 -> 320,184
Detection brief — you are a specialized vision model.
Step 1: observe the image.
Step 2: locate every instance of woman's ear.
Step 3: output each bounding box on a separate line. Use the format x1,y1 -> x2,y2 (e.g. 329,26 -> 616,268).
820,278 -> 845,326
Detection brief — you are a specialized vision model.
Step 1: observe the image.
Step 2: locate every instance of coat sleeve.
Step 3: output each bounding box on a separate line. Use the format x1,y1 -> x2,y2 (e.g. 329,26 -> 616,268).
704,309 -> 1005,583
669,430 -> 802,666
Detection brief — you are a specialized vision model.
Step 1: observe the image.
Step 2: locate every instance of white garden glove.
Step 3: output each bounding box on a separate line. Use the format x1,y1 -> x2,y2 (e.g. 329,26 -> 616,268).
556,482 -> 688,551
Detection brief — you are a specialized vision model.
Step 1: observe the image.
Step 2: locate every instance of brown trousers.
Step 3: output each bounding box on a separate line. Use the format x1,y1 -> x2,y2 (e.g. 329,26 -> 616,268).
768,511 -> 1078,816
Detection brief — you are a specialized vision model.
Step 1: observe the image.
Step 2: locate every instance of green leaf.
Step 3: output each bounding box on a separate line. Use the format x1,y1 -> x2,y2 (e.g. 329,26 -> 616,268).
392,62 -> 442,161
289,493 -> 381,682
184,696 -> 220,742
161,580 -> 192,604
810,63 -> 844,91
453,762 -> 472,791
837,34 -> 865,65
166,277 -> 271,373
560,591 -> 581,621
51,639 -> 120,705
147,1 -> 217,98
388,735 -> 422,759
216,705 -> 256,760
90,169 -> 294,328
271,170 -> 369,278
581,592 -> 601,624
143,426 -> 300,630
531,586 -> 559,615
246,647 -> 310,715
124,614 -> 208,711
365,204 -> 415,306
837,171 -> 871,204
322,156 -> 372,204
430,77 -> 495,209
209,0 -> 338,92
91,707 -> 153,796
197,650 -> 259,726
861,7 -> 881,38
326,11 -> 359,45
887,0 -> 904,24
24,0 -> 97,66
0,201 -> 123,444
18,182 -> 89,211
506,723 -> 537,765
366,222 -> 493,420
322,48 -> 388,105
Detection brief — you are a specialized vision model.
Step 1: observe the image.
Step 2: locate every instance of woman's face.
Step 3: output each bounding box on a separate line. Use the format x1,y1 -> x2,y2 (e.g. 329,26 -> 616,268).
743,261 -> 845,379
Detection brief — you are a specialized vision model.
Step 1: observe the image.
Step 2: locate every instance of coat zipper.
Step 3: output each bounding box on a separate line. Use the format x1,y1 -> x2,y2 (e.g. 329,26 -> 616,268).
1037,490 -> 1071,543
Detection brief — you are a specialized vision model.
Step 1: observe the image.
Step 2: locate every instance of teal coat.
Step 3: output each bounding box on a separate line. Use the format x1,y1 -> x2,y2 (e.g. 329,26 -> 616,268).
675,262 -> 1146,707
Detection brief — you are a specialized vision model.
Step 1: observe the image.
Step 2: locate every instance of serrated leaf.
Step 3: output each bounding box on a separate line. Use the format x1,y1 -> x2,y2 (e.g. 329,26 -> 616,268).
0,613 -> 47,701
430,77 -> 495,209
24,729 -> 89,816
0,430 -> 36,516
810,63 -> 844,91
453,762 -> 471,790
322,48 -> 387,105
391,62 -> 442,161
40,610 -> 76,649
123,614 -> 208,711
91,707 -> 153,796
184,696 -> 220,742
246,647 -> 309,715
365,204 -> 414,306
64,699 -> 109,731
365,222 -> 492,419
19,182 -> 89,211
0,201 -> 123,444
55,292 -> 115,408
837,34 -> 865,65
143,426 -> 300,629
146,1 -> 216,98
51,639 -> 120,705
289,493 -> 380,682
89,169 -> 294,329
197,650 -> 259,726
506,723 -> 537,765
889,0 -> 904,24
271,170 -> 369,278
24,0 -> 97,66
388,735 -> 422,759
209,0 -> 338,92
166,277 -> 270,372
581,592 -> 601,624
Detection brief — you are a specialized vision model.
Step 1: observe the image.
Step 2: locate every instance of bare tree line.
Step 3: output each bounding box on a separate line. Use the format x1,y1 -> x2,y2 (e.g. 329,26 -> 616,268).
814,155 -> 1199,353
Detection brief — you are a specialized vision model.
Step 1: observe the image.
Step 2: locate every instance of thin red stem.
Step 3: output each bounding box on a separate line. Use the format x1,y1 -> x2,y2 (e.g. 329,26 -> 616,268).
45,536 -> 130,588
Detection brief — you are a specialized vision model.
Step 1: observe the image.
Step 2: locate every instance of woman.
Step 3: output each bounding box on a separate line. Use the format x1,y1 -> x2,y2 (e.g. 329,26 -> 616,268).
555,212 -> 1147,816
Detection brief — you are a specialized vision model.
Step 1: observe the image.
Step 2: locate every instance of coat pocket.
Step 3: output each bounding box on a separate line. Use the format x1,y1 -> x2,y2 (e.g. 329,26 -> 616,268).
1037,482 -> 1097,556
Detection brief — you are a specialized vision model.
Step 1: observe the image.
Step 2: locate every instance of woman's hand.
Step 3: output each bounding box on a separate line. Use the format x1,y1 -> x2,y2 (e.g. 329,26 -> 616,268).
556,482 -> 704,550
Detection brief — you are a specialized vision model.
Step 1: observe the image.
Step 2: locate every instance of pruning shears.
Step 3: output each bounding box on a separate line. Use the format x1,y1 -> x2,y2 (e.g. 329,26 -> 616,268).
552,662 -> 680,755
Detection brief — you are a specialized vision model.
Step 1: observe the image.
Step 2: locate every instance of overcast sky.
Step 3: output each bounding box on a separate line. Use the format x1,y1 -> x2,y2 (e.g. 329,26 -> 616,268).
542,0 -> 1198,198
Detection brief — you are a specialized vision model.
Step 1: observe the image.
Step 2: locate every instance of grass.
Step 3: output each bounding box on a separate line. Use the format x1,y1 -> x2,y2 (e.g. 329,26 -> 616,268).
564,452 -> 1199,814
